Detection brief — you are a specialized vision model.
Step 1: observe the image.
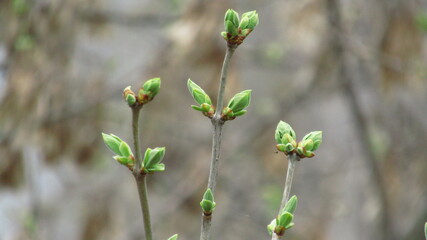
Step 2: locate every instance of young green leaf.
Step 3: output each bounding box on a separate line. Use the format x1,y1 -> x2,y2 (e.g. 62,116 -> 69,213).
119,141 -> 132,157
143,147 -> 166,170
224,9 -> 239,27
277,212 -> 293,229
227,90 -> 252,113
102,133 -> 122,155
282,195 -> 298,214
187,79 -> 212,105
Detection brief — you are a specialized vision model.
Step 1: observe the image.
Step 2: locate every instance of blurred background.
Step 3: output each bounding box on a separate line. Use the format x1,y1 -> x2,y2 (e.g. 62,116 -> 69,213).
1,0 -> 427,239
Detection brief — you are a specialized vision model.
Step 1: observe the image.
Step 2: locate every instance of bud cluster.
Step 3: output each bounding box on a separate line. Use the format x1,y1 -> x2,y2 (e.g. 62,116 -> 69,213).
275,121 -> 322,158
102,133 -> 167,173
123,78 -> 161,107
187,79 -> 252,121
200,188 -> 216,216
267,195 -> 298,237
102,133 -> 135,170
222,9 -> 259,46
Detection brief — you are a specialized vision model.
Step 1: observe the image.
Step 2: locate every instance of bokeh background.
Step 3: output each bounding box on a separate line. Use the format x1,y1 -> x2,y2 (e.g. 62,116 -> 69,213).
1,0 -> 427,239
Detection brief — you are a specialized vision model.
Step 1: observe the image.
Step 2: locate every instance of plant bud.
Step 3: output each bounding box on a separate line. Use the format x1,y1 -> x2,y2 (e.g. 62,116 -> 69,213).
267,219 -> 276,236
224,9 -> 239,27
143,147 -> 166,173
274,211 -> 295,236
239,17 -> 249,29
187,79 -> 212,105
119,141 -> 133,157
245,11 -> 259,30
138,78 -> 161,103
123,86 -> 136,106
282,195 -> 298,214
200,188 -> 216,215
227,90 -> 252,113
275,121 -> 296,145
302,131 -> 322,151
102,133 -> 123,156
113,155 -> 134,168
225,20 -> 238,36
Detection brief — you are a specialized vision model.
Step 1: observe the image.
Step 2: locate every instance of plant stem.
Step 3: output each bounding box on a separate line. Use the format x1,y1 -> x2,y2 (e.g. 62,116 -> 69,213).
272,153 -> 299,240
200,45 -> 236,240
131,106 -> 153,240
132,106 -> 143,174
136,175 -> 153,240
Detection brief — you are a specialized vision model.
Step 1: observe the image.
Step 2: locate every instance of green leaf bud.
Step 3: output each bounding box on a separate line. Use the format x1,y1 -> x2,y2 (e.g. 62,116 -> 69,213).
191,105 -> 204,112
267,219 -> 276,236
123,86 -> 136,106
138,78 -> 161,103
302,139 -> 314,151
113,155 -> 131,165
285,143 -> 295,152
239,17 -> 250,29
187,79 -> 212,105
242,10 -> 256,19
145,163 -> 165,173
200,188 -> 216,215
275,121 -> 296,145
119,141 -> 132,157
168,234 -> 178,240
247,11 -> 259,30
125,94 -> 136,106
102,133 -> 123,155
233,110 -> 247,117
282,195 -> 298,214
277,212 -> 293,229
276,144 -> 286,152
224,9 -> 239,27
221,31 -> 228,40
143,147 -> 166,171
201,103 -> 211,112
225,20 -> 238,36
227,90 -> 252,113
302,131 -> 322,151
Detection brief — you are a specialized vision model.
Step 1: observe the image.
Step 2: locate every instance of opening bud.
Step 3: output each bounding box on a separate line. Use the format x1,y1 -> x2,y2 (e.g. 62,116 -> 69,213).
275,121 -> 296,145
138,78 -> 161,104
123,86 -> 136,106
142,147 -> 166,174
